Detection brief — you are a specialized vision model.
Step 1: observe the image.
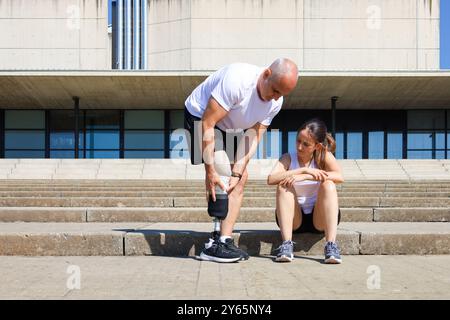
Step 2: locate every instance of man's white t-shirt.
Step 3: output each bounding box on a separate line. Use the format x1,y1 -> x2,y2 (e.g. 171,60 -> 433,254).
185,63 -> 283,131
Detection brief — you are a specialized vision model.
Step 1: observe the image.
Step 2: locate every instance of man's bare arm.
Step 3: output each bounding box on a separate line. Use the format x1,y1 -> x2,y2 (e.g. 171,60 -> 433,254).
202,97 -> 228,200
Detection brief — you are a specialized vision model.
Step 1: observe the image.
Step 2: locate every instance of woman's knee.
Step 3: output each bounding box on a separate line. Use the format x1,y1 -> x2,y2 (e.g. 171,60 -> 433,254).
320,180 -> 337,193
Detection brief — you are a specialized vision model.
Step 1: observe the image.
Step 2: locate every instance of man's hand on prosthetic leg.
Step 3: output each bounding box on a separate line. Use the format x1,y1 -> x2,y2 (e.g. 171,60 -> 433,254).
205,170 -> 227,203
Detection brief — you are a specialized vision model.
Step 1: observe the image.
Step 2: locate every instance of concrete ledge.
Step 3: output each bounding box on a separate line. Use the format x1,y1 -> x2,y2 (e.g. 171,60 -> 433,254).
125,222 -> 450,256
0,197 -> 173,207
87,207 -> 277,223
2,159 -> 450,180
374,208 -> 450,222
0,207 -> 86,222
0,222 -> 448,256
86,207 -> 373,223
124,222 -> 361,256
0,196 -> 448,208
0,222 -> 141,256
380,197 -> 450,207
1,207 -> 447,223
173,197 -> 382,208
355,222 -> 450,255
0,184 -> 450,191
2,179 -> 449,188
0,234 -> 123,256
2,190 -> 450,198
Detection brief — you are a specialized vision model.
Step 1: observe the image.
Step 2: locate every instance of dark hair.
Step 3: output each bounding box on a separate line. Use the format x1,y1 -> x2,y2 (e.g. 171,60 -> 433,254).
297,118 -> 336,170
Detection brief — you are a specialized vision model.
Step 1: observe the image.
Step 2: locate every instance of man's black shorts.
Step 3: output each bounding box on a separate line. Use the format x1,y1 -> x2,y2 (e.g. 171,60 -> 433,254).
184,107 -> 243,165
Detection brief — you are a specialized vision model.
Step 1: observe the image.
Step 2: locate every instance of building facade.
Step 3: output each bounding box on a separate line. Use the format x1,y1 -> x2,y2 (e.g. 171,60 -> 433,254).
0,0 -> 449,160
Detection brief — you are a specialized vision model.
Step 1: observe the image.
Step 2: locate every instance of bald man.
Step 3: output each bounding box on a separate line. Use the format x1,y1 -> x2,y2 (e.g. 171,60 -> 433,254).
185,59 -> 299,263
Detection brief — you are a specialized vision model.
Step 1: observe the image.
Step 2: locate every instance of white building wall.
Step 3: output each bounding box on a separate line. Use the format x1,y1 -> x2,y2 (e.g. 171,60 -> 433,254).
0,0 -> 440,71
0,0 -> 109,70
148,0 -> 440,71
147,0 -> 192,70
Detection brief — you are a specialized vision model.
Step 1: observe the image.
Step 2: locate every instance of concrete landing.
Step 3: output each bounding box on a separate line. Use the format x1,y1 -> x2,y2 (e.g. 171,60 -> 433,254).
0,255 -> 448,299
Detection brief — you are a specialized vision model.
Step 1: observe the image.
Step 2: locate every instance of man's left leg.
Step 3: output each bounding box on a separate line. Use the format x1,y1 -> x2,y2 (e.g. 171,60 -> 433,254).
219,166 -> 249,260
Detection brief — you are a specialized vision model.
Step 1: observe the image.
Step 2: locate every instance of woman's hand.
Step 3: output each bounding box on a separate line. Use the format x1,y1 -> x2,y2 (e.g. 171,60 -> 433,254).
302,168 -> 328,181
280,174 -> 308,188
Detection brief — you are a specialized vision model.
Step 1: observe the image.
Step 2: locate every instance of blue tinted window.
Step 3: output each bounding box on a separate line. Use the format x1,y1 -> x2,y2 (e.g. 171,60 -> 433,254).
287,131 -> 297,155
124,131 -> 164,149
436,132 -> 446,149
51,150 -> 76,159
5,150 -> 45,158
369,132 -> 384,159
436,151 -> 446,159
347,132 -> 362,159
408,132 -> 432,149
408,151 -> 433,159
448,133 -> 450,150
387,133 -> 403,159
84,151 -> 120,159
255,130 -> 282,159
335,133 -> 344,159
84,131 -> 120,149
50,132 -> 75,149
5,131 -> 45,149
125,151 -> 165,159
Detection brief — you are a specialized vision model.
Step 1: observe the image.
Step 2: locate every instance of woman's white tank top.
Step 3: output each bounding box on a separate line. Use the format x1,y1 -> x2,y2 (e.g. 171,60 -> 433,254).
289,152 -> 321,215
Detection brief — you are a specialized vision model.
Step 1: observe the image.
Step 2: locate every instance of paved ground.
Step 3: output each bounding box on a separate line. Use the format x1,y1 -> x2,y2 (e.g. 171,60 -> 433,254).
0,255 -> 449,300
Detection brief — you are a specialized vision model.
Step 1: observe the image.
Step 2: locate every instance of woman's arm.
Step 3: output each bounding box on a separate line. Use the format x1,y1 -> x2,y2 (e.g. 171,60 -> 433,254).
267,154 -> 307,185
323,151 -> 345,184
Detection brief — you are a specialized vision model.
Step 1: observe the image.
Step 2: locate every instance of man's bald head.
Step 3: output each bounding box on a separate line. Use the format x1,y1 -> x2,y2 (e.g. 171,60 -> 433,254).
268,58 -> 298,84
257,58 -> 298,102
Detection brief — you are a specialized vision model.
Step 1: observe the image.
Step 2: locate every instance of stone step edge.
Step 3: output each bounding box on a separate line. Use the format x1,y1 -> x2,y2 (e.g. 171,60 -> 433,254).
0,222 -> 449,256
0,207 -> 448,223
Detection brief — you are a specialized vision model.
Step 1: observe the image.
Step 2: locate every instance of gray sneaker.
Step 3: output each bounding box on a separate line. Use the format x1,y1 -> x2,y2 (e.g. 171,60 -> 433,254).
275,240 -> 295,262
324,241 -> 342,264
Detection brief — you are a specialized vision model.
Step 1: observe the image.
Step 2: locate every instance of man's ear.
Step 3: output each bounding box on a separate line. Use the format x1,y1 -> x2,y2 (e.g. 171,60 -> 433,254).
263,68 -> 272,79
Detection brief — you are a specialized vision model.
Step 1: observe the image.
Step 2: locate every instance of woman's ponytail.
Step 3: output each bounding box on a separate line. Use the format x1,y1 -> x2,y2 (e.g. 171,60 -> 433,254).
325,133 -> 336,153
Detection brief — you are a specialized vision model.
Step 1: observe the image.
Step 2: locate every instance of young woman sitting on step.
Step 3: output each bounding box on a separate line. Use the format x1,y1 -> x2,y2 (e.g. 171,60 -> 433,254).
267,118 -> 344,264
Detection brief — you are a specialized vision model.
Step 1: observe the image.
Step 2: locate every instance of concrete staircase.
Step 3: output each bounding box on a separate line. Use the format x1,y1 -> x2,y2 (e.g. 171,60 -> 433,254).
0,179 -> 449,257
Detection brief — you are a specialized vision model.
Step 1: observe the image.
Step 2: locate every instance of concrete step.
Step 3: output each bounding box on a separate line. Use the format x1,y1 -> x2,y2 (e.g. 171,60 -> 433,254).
1,180 -> 450,187
1,185 -> 450,195
0,190 -> 449,198
0,207 -> 447,223
0,196 -> 449,208
0,183 -> 449,190
0,222 -> 448,256
4,186 -> 450,192
174,197 -> 450,208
